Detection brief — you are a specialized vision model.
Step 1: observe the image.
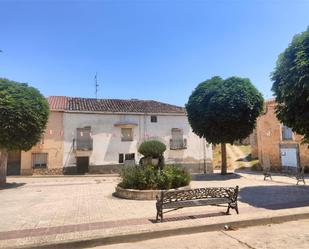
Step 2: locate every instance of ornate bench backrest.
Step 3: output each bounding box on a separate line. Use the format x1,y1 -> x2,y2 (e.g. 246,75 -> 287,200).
160,186 -> 238,204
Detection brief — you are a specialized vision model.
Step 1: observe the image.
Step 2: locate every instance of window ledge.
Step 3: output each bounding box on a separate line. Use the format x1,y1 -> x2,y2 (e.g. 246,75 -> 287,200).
114,122 -> 138,128
170,147 -> 187,150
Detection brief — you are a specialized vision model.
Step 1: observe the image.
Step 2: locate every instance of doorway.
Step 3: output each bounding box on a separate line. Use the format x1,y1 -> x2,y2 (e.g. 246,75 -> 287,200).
7,151 -> 21,175
76,157 -> 89,174
280,144 -> 299,171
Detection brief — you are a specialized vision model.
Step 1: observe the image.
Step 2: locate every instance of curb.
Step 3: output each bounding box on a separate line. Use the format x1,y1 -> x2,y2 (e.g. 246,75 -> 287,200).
11,211 -> 309,249
7,174 -> 120,178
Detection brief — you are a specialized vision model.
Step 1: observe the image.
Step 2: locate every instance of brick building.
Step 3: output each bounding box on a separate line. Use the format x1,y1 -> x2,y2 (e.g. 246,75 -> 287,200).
255,99 -> 309,171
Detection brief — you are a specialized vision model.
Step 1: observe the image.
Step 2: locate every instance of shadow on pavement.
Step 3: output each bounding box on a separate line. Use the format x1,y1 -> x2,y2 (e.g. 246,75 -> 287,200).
234,169 -> 263,175
235,169 -> 309,180
239,185 -> 309,210
0,182 -> 26,190
192,173 -> 242,181
149,211 -> 226,223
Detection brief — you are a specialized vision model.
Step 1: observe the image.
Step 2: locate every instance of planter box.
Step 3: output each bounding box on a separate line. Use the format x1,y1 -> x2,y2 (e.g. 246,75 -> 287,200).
114,185 -> 190,200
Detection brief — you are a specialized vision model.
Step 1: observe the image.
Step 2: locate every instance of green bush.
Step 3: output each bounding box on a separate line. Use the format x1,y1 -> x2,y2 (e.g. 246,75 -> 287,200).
138,140 -> 166,158
118,165 -> 191,190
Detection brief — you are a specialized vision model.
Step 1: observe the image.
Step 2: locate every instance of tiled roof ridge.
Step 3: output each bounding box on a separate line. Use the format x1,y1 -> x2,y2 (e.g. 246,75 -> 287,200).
47,96 -> 185,114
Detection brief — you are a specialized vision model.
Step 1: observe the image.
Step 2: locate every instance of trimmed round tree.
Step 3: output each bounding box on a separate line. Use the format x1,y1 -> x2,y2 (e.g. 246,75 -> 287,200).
0,78 -> 49,184
186,76 -> 263,174
138,140 -> 166,169
271,27 -> 309,144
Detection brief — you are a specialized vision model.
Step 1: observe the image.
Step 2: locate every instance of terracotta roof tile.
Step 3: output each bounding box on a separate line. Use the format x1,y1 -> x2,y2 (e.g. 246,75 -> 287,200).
47,96 -> 185,114
47,96 -> 67,111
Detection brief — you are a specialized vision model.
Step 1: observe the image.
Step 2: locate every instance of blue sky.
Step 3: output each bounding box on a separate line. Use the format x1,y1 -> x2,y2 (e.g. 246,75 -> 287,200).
1,0 -> 309,106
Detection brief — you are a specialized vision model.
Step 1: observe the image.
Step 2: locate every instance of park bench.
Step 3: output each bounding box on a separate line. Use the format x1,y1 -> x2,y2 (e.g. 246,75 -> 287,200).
296,166 -> 305,185
155,186 -> 239,222
262,154 -> 306,184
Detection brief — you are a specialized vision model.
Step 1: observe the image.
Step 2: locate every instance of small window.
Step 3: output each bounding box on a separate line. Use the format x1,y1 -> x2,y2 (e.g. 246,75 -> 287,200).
121,128 -> 133,141
125,153 -> 135,160
119,153 -> 135,163
282,125 -> 293,141
119,154 -> 124,163
151,116 -> 157,123
32,153 -> 48,168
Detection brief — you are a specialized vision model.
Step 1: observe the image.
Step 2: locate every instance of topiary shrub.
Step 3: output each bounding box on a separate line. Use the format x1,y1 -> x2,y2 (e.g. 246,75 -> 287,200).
138,140 -> 166,158
138,140 -> 166,169
118,165 -> 191,190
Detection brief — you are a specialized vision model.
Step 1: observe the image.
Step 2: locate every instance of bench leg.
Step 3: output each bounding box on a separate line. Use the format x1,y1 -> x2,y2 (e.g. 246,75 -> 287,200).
156,208 -> 163,222
235,203 -> 239,214
226,205 -> 230,215
297,178 -> 305,185
264,173 -> 272,181
227,202 -> 239,215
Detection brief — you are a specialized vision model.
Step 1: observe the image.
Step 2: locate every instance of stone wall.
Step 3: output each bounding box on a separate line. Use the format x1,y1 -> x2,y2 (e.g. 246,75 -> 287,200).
32,168 -> 63,175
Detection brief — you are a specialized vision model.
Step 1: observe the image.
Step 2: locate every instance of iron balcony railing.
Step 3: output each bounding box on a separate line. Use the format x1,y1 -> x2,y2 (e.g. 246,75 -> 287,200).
73,138 -> 93,151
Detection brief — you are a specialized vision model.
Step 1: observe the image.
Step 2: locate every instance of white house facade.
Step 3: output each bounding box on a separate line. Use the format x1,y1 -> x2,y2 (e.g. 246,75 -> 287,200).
7,96 -> 213,175
61,97 -> 213,174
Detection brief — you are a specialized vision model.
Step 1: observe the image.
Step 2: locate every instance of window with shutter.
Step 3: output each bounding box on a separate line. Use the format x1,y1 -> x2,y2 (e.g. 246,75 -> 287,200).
32,153 -> 48,168
170,128 -> 186,150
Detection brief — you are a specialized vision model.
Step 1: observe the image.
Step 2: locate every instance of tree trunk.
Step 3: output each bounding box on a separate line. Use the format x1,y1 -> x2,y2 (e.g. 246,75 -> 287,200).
0,149 -> 8,185
221,143 -> 227,175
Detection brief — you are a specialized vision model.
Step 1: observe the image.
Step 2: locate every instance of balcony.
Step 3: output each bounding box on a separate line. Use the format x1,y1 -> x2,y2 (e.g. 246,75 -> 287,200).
170,138 -> 187,150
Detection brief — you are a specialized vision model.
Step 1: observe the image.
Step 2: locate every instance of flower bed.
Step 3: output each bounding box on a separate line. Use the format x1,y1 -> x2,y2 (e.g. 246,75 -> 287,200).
115,185 -> 190,200
114,165 -> 191,200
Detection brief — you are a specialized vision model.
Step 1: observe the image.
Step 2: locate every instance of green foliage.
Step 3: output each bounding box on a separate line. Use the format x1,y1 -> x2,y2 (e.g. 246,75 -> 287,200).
138,140 -> 166,158
0,78 -> 49,151
186,76 -> 264,144
118,165 -> 191,190
271,27 -> 309,144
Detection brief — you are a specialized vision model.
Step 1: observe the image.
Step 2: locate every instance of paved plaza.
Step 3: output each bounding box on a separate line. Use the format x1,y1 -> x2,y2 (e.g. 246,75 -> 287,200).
0,172 -> 309,248
91,219 -> 309,249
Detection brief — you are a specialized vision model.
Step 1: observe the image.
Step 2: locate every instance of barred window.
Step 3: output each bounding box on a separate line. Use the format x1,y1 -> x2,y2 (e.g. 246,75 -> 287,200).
125,153 -> 135,160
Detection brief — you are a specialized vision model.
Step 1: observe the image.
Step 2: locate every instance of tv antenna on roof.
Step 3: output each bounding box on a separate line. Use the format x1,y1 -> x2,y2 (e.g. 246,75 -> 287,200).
94,72 -> 99,99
